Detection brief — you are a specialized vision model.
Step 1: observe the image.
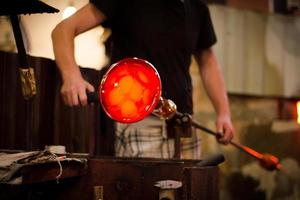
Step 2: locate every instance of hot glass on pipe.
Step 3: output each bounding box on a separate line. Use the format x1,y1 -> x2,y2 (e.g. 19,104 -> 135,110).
88,57 -> 281,171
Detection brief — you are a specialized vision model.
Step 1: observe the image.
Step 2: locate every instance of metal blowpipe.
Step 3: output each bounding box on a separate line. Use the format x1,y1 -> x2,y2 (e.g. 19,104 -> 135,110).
153,97 -> 282,171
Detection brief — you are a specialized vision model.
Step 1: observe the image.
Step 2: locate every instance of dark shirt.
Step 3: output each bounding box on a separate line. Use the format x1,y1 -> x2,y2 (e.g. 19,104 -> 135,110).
90,0 -> 217,114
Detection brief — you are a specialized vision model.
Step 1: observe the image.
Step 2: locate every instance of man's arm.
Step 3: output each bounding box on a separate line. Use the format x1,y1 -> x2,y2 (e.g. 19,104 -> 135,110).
194,47 -> 234,144
51,3 -> 106,106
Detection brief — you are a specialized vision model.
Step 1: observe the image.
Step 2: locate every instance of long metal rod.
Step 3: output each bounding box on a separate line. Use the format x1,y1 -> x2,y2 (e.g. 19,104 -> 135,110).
190,117 -> 281,171
191,119 -> 263,160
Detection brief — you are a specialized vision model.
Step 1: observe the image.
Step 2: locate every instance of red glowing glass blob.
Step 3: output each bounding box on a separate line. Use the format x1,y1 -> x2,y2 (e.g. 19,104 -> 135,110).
99,57 -> 162,123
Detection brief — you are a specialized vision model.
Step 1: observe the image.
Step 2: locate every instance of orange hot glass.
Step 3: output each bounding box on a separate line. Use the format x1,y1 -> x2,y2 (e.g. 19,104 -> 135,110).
99,57 -> 162,123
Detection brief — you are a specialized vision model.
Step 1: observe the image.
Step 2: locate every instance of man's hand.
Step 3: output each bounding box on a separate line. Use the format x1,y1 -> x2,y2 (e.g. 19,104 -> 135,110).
215,114 -> 234,144
194,48 -> 234,145
60,73 -> 95,106
51,3 -> 105,106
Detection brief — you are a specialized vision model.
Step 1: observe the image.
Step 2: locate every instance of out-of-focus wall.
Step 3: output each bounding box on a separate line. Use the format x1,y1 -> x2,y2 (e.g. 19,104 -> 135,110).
210,4 -> 300,98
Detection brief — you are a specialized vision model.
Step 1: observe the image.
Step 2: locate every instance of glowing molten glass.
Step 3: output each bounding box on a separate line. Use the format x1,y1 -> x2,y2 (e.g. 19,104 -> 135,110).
99,58 -> 161,123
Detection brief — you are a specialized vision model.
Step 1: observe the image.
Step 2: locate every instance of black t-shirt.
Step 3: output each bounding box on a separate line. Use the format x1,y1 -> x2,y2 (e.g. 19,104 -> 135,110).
90,0 -> 217,114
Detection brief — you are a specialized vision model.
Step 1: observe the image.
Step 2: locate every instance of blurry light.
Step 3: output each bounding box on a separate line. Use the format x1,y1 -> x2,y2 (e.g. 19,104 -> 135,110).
62,6 -> 77,19
297,101 -> 300,124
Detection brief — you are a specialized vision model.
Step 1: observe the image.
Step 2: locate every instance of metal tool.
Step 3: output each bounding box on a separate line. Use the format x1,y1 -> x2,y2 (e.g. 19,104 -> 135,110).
88,57 -> 282,171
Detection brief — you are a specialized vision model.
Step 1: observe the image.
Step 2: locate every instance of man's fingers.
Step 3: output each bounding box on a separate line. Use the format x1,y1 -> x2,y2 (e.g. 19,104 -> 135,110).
216,125 -> 234,144
79,82 -> 95,106
71,91 -> 79,106
86,82 -> 95,92
60,79 -> 94,106
216,131 -> 223,140
61,89 -> 72,106
78,89 -> 88,106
